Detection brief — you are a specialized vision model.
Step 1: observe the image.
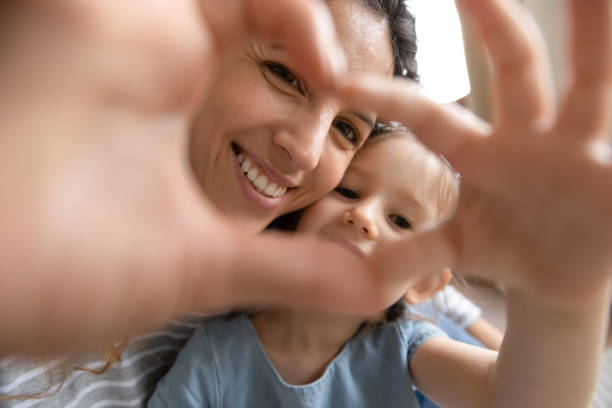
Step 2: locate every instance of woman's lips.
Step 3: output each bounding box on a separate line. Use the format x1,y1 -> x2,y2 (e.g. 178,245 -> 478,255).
233,143 -> 296,187
232,144 -> 292,210
237,153 -> 287,198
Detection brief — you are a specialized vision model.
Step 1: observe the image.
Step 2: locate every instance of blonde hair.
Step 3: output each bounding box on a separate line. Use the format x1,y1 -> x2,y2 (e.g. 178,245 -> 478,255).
0,341 -> 128,402
367,123 -> 460,222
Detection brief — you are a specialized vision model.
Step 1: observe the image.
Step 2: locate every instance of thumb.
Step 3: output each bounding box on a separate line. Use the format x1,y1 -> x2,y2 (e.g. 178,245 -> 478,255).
368,223 -> 458,301
222,231 -> 384,316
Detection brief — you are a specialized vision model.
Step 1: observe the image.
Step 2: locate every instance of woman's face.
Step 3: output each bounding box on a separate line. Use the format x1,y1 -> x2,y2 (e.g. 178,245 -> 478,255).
189,0 -> 394,232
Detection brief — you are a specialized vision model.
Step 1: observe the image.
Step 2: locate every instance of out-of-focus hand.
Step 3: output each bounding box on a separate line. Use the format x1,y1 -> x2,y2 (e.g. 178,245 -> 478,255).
0,0 -> 376,356
338,0 -> 612,309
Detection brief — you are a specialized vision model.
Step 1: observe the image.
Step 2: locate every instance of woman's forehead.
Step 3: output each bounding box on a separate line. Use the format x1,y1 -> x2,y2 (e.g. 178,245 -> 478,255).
328,0 -> 395,77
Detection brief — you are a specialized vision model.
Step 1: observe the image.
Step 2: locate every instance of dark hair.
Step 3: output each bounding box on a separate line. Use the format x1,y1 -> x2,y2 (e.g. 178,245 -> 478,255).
370,121 -> 408,138
360,0 -> 418,79
265,209 -> 304,232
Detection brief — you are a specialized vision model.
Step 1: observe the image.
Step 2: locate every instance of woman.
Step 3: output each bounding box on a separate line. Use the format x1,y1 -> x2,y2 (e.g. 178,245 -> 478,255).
0,1 -> 418,407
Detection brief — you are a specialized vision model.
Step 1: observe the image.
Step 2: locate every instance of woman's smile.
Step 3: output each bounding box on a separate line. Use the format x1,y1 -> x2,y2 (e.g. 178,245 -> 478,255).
232,142 -> 294,209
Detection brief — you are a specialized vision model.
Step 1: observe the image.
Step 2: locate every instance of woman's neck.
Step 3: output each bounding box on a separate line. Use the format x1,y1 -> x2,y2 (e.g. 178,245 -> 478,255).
250,308 -> 364,385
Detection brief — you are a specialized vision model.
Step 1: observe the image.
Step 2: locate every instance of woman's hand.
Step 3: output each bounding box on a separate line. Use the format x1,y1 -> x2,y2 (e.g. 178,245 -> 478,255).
338,0 -> 612,309
340,3 -> 611,406
0,0 -> 374,356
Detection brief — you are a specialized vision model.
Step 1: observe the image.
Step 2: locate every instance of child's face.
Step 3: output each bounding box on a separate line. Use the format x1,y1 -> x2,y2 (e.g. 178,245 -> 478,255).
297,134 -> 454,257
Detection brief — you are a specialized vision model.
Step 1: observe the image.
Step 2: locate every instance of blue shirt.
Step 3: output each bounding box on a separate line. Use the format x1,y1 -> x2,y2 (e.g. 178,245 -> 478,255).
148,313 -> 444,408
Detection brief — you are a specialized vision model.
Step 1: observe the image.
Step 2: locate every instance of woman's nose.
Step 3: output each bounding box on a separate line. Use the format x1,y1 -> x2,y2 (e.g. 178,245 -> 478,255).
273,129 -> 325,171
271,110 -> 334,172
342,205 -> 378,240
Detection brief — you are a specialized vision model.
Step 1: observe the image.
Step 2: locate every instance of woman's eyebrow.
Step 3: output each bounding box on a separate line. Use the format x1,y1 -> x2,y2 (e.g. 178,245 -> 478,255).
350,111 -> 375,129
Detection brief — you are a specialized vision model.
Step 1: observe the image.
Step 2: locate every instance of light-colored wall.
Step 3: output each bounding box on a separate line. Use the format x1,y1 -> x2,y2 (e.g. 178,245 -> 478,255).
462,1 -> 567,121
523,0 -> 567,93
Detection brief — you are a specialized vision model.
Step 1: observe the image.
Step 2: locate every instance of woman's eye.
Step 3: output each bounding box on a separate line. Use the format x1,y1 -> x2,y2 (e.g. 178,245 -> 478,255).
334,186 -> 359,200
390,214 -> 413,230
264,62 -> 303,94
333,119 -> 360,146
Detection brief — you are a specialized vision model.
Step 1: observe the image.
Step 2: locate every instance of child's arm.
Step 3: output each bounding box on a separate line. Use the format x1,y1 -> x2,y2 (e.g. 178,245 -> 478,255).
431,285 -> 504,350
410,286 -> 611,408
465,317 -> 503,350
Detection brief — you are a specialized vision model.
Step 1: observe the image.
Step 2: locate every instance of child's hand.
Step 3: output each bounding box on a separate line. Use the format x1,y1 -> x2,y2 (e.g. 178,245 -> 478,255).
338,0 -> 612,309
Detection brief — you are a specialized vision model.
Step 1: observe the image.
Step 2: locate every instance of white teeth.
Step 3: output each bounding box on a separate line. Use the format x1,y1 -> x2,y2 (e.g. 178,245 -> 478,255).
237,151 -> 289,198
264,182 -> 278,196
254,175 -> 268,191
247,168 -> 258,182
241,158 -> 251,173
274,186 -> 286,197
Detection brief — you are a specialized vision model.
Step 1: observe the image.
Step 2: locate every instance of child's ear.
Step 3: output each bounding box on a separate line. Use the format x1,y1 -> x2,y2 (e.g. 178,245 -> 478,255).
403,267 -> 452,305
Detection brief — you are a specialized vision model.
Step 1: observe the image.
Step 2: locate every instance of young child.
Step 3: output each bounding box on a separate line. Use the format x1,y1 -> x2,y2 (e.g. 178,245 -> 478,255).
412,284 -> 503,350
147,128 -> 606,408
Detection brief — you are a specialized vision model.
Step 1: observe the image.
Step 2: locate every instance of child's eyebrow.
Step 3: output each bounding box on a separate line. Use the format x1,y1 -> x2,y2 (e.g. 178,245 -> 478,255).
395,190 -> 432,222
396,189 -> 423,208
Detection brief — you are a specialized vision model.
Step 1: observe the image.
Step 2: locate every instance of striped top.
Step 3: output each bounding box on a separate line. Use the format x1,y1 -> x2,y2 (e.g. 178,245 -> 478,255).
0,317 -> 209,408
593,348 -> 612,408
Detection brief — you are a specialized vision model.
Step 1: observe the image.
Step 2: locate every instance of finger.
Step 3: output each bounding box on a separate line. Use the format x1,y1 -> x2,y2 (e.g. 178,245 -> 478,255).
223,232 -> 385,316
556,0 -> 612,141
199,0 -> 346,90
368,223 -> 459,296
457,0 -> 556,127
336,74 -> 489,173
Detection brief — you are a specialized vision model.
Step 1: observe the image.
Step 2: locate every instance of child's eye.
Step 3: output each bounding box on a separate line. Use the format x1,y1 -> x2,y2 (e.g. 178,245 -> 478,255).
390,214 -> 413,230
333,119 -> 360,146
334,186 -> 359,200
264,62 -> 304,95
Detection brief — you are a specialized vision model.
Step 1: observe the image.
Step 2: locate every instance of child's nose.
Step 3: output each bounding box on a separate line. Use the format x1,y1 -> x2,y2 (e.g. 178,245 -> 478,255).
342,207 -> 378,240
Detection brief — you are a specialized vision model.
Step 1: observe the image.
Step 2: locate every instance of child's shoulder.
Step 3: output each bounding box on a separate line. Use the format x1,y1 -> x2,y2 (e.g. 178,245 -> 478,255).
180,312 -> 256,362
193,312 -> 251,336
346,315 -> 446,370
393,317 -> 446,341
389,315 -> 447,360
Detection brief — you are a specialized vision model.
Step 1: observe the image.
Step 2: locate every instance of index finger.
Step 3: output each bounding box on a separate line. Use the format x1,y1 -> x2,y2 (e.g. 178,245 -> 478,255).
336,74 -> 489,169
199,0 -> 347,90
557,0 -> 612,141
224,231 -> 385,316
